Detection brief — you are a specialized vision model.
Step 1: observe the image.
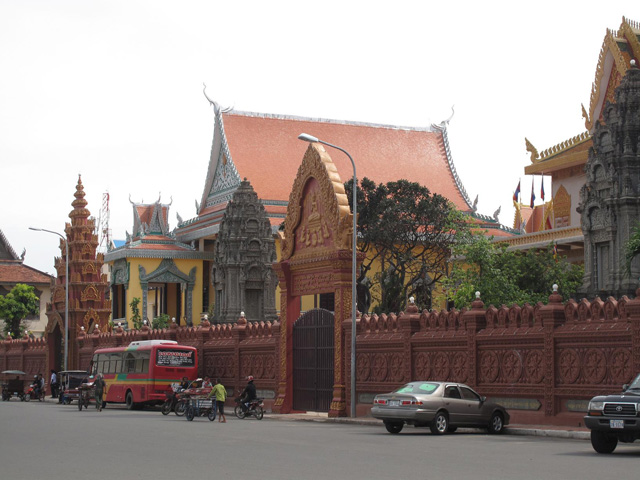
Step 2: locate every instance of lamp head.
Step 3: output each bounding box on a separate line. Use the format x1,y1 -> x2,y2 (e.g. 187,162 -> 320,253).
298,133 -> 319,143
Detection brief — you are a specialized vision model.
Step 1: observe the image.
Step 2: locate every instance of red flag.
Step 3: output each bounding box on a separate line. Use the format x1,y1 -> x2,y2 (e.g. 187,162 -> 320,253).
513,181 -> 521,203
540,176 -> 545,201
530,177 -> 536,208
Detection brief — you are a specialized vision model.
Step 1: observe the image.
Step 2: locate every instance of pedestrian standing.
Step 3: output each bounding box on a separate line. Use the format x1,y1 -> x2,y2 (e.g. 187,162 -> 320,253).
94,373 -> 106,412
50,370 -> 58,398
211,378 -> 227,423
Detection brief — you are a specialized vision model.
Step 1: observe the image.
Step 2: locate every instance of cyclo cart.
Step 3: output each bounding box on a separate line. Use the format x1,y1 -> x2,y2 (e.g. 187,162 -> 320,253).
58,370 -> 89,405
183,383 -> 215,421
1,370 -> 27,401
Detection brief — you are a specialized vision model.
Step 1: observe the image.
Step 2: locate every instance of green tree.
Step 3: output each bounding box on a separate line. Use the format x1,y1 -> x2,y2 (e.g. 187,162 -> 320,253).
0,284 -> 40,338
345,178 -> 472,313
440,235 -> 583,309
624,223 -> 640,274
152,313 -> 170,330
130,297 -> 142,329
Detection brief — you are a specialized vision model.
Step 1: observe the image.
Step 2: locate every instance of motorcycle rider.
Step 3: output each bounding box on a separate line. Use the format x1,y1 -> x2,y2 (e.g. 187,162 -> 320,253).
30,374 -> 44,399
240,375 -> 257,413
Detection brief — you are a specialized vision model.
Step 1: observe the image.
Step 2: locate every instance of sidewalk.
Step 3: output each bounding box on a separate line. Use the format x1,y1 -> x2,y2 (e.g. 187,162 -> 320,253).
265,412 -> 590,440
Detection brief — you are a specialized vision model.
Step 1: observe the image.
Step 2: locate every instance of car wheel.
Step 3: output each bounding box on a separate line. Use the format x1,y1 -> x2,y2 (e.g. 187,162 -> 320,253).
125,391 -> 134,410
488,412 -> 504,434
384,421 -> 404,434
430,411 -> 449,435
590,431 -> 618,454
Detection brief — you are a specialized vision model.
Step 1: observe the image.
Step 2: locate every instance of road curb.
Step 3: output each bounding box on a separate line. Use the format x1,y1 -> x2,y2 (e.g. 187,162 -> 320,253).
264,414 -> 590,440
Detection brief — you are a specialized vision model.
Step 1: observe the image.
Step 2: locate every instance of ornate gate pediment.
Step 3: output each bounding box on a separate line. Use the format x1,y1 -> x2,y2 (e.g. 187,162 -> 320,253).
281,143 -> 353,262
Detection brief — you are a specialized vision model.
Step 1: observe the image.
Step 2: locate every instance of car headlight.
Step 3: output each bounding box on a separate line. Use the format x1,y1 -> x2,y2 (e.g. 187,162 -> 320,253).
589,401 -> 604,411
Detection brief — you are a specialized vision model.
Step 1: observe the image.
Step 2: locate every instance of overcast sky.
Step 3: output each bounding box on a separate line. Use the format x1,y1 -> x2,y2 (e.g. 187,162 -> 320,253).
1,0 -> 637,275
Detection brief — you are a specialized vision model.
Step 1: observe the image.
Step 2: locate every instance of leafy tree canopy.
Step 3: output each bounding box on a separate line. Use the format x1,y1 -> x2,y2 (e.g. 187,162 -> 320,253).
345,177 -> 472,313
439,234 -> 584,309
0,283 -> 40,338
624,223 -> 640,274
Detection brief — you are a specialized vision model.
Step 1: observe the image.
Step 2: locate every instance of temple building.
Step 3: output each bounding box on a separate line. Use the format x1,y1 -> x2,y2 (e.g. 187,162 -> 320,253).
499,17 -> 640,276
104,197 -> 215,327
0,229 -> 53,337
165,99 -> 512,323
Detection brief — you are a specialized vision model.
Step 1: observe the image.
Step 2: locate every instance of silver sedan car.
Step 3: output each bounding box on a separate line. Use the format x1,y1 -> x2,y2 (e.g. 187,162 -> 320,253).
371,381 -> 510,435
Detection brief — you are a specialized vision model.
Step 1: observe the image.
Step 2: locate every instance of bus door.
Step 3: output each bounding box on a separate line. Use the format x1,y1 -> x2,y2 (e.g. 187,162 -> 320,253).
106,352 -> 124,402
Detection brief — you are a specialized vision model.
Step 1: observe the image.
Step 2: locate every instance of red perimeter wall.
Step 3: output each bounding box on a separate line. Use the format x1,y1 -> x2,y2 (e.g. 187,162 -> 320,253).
2,290 -> 639,427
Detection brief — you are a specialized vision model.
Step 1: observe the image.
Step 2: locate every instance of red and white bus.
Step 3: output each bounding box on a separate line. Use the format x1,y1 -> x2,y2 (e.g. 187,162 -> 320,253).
90,340 -> 198,409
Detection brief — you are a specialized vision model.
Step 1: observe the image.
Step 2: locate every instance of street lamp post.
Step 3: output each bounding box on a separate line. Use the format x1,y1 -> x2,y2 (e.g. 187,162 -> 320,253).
29,227 -> 69,372
298,133 -> 358,417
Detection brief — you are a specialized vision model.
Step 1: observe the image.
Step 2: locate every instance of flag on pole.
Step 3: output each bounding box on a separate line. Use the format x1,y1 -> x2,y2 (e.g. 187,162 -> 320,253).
553,243 -> 558,262
530,177 -> 536,208
513,180 -> 521,203
540,174 -> 545,201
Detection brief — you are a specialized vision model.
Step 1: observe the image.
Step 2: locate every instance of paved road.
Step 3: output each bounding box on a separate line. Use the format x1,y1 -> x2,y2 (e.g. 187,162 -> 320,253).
1,400 -> 638,480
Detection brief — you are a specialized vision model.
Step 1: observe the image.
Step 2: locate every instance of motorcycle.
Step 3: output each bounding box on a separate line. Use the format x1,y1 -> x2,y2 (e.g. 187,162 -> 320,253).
25,382 -> 45,402
234,397 -> 264,420
161,388 -> 187,416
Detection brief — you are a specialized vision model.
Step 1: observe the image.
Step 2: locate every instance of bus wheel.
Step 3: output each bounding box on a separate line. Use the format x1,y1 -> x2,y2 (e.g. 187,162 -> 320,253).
126,391 -> 135,410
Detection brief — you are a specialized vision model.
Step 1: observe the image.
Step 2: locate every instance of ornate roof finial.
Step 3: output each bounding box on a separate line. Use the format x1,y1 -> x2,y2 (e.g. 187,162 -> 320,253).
70,174 -> 89,223
525,137 -> 539,163
203,83 -> 233,114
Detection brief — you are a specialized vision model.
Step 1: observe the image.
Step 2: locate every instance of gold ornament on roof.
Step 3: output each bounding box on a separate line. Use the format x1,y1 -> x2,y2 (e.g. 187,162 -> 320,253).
588,20 -> 634,130
538,132 -> 591,160
525,138 -> 539,163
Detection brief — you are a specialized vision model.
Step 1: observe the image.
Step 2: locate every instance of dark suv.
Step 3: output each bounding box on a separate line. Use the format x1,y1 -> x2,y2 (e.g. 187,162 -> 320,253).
585,373 -> 640,453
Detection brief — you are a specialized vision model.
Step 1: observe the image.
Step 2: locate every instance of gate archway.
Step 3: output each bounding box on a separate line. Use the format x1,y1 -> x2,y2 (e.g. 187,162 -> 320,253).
273,142 -> 363,417
293,309 -> 334,412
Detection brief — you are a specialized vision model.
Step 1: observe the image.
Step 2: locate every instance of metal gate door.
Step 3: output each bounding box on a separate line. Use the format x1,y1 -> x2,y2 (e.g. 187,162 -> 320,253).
292,309 -> 334,412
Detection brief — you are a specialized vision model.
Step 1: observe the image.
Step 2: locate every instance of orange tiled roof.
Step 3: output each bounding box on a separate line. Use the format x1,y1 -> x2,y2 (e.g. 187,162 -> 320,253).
179,110 -> 475,241
221,112 -> 470,210
0,262 -> 53,284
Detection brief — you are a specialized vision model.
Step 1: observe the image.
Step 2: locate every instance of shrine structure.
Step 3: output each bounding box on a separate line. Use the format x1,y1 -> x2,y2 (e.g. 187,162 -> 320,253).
44,176 -> 110,371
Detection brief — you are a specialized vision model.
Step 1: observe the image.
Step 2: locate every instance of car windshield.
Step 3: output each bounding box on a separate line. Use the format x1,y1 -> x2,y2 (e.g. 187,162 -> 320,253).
627,373 -> 640,391
394,382 -> 439,394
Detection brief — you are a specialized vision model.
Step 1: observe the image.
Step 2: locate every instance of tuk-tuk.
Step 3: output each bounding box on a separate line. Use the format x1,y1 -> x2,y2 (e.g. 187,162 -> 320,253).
58,370 -> 90,405
1,370 -> 27,401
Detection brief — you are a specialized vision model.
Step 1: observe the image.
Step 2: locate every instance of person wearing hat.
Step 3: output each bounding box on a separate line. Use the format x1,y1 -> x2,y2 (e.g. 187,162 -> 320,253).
239,375 -> 257,414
